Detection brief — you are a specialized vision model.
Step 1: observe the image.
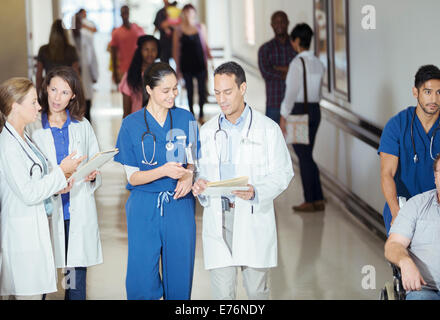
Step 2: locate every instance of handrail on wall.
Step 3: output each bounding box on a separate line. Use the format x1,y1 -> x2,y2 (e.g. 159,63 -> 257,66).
319,98 -> 382,149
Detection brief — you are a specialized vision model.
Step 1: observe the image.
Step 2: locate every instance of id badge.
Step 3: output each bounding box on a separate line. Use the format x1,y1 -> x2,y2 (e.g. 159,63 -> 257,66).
185,143 -> 194,164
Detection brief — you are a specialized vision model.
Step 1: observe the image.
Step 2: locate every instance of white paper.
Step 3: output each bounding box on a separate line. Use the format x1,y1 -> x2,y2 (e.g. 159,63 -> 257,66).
68,149 -> 119,182
202,186 -> 250,196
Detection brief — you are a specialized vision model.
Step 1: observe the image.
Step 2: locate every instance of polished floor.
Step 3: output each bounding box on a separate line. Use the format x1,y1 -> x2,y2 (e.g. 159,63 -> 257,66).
45,35 -> 391,300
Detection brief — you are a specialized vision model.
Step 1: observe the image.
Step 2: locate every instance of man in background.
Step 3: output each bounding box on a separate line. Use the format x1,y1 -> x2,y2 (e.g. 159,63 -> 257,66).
258,11 -> 296,124
110,5 -> 145,84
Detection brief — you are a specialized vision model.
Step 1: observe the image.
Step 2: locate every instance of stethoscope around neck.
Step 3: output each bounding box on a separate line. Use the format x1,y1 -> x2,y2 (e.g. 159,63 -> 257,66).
410,108 -> 440,163
141,106 -> 175,166
214,106 -> 253,162
4,124 -> 45,177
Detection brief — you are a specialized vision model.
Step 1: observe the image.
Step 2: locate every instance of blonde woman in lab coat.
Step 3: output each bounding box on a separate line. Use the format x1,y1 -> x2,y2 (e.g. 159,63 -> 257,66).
0,77 -> 84,300
27,66 -> 103,300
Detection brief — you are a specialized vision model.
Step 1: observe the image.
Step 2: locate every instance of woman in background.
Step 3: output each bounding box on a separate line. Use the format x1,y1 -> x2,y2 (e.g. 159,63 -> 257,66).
36,19 -> 80,93
173,4 -> 212,123
119,35 -> 160,118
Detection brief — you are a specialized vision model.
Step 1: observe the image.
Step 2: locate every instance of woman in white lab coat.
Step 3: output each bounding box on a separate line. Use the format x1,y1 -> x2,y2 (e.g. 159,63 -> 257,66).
27,67 -> 103,300
0,77 -> 84,299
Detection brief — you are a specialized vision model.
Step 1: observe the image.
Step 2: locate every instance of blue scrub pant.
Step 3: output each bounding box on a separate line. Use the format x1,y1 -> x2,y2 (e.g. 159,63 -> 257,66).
125,190 -> 196,300
64,220 -> 87,300
292,104 -> 324,203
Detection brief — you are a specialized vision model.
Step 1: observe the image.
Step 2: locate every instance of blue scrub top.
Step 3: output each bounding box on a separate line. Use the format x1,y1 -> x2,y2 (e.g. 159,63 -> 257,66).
42,110 -> 78,220
114,106 -> 200,192
378,106 -> 440,201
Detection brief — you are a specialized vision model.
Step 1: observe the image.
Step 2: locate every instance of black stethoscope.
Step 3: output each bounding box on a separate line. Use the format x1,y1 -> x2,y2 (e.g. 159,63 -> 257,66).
410,108 -> 440,163
4,124 -> 45,177
214,106 -> 253,162
142,106 -> 174,166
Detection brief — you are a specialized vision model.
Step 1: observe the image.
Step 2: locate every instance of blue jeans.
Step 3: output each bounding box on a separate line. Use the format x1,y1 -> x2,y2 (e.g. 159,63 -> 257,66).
406,289 -> 440,300
265,107 -> 280,124
64,220 -> 87,300
291,103 -> 324,203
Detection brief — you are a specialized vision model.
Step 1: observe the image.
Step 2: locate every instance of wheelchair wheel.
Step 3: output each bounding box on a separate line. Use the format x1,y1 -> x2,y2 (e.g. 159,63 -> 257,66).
394,278 -> 406,300
380,282 -> 396,300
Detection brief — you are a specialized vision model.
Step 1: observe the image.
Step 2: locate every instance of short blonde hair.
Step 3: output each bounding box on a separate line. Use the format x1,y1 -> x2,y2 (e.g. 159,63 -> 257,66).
0,77 -> 34,131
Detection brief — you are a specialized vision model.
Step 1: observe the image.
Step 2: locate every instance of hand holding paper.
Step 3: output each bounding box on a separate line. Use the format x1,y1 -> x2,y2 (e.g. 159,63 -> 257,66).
192,178 -> 209,197
232,184 -> 255,201
68,149 -> 119,183
84,170 -> 99,182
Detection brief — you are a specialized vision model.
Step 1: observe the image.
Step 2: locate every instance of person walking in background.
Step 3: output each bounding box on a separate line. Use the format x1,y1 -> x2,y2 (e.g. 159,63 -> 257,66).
72,13 -> 99,122
119,35 -> 160,118
110,5 -> 145,85
0,77 -> 83,300
258,11 -> 296,124
280,23 -> 325,212
28,67 -> 103,300
76,8 -> 97,34
36,19 -> 80,94
154,0 -> 175,63
173,4 -> 212,122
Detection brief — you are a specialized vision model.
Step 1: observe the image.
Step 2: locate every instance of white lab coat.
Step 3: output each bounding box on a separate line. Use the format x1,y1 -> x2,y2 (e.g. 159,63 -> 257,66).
197,107 -> 294,270
73,29 -> 99,101
27,115 -> 103,268
0,122 -> 67,296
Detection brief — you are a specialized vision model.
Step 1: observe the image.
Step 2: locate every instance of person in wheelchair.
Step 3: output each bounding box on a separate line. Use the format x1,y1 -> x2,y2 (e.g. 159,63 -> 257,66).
384,154 -> 440,300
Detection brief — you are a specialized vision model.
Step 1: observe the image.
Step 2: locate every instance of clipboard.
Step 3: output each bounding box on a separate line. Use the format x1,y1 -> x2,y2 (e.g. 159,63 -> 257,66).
68,148 -> 119,182
202,176 -> 249,196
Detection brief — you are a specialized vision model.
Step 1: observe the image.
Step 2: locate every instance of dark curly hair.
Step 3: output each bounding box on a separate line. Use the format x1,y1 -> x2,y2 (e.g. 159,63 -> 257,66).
127,35 -> 160,95
39,66 -> 85,121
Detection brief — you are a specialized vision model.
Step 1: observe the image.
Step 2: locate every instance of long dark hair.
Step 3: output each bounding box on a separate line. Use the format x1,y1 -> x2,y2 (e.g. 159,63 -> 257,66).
39,66 -> 85,121
127,35 -> 160,94
48,19 -> 72,63
142,62 -> 176,106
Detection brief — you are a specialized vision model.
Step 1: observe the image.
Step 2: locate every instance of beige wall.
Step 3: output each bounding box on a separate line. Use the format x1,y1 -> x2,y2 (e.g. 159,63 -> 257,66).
0,0 -> 29,82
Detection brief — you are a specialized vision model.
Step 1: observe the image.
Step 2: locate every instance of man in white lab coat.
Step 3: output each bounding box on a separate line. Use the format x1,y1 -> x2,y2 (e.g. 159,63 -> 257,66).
192,61 -> 294,299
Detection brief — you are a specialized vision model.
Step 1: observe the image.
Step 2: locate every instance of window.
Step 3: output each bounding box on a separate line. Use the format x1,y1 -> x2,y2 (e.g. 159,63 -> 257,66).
245,0 -> 255,46
314,0 -> 351,102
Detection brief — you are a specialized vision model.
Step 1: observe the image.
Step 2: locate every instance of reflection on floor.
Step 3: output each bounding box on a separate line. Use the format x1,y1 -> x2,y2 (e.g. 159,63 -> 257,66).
46,38 -> 390,299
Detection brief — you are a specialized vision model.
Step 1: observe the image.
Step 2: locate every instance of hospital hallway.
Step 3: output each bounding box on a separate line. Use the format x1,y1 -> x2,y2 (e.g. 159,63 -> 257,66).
3,0 -> 440,301
44,34 -> 389,300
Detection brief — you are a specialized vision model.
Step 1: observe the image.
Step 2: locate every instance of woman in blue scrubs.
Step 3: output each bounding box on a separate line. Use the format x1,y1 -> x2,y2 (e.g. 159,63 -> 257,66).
115,62 -> 199,300
379,65 -> 440,234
